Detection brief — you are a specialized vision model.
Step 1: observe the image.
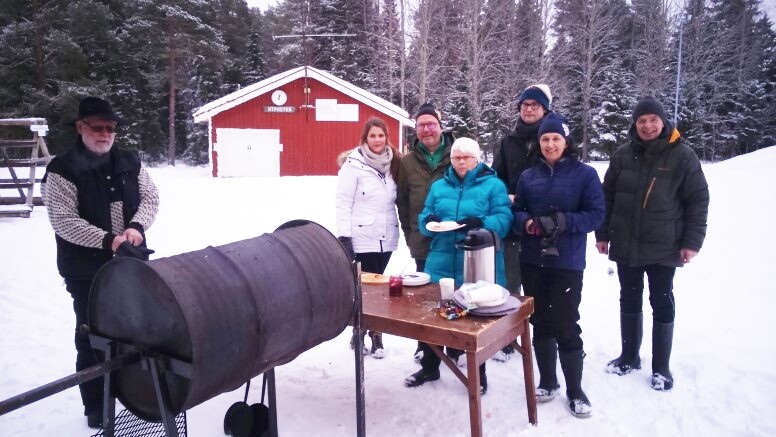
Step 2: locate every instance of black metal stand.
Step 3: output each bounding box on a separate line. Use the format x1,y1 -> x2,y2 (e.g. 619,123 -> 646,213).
352,261 -> 366,437
90,334 -> 192,437
266,369 -> 278,437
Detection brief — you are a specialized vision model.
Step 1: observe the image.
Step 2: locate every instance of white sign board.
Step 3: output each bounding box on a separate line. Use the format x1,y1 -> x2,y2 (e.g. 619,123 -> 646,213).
315,99 -> 359,122
337,104 -> 359,122
315,99 -> 338,121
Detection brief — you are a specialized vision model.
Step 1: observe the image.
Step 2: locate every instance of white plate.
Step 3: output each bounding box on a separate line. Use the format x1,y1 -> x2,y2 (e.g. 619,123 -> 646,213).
426,221 -> 465,232
401,272 -> 430,286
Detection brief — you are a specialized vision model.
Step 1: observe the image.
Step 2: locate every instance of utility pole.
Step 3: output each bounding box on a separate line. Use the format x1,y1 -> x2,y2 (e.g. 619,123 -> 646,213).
673,14 -> 684,126
272,1 -> 356,119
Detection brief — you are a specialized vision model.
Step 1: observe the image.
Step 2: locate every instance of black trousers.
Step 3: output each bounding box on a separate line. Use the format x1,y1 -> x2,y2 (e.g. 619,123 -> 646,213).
65,279 -> 103,415
414,258 -> 426,273
503,238 -> 523,294
355,251 -> 393,274
521,263 -> 584,352
419,342 -> 486,375
616,263 -> 676,323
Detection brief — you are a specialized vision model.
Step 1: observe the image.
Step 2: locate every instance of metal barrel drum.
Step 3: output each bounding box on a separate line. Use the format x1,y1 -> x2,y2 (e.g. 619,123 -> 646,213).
89,220 -> 355,421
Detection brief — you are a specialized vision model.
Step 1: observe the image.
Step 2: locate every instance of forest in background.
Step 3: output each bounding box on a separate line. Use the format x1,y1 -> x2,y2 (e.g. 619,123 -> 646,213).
0,0 -> 774,165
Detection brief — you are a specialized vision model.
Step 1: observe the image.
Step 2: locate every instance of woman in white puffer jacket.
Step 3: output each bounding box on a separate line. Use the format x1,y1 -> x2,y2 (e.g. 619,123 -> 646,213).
336,117 -> 401,358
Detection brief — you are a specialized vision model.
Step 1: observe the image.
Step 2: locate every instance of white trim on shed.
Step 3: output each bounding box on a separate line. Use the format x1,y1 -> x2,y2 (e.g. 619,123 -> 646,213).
192,66 -> 415,129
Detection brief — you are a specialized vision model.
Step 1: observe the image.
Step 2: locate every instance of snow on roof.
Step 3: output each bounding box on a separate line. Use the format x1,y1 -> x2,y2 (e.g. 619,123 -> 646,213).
192,66 -> 414,127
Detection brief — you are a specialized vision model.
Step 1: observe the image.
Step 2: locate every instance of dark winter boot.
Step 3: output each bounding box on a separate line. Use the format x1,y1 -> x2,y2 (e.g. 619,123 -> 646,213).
606,312 -> 643,375
369,331 -> 385,359
349,329 -> 368,355
479,363 -> 488,395
559,350 -> 592,418
414,341 -> 423,363
651,321 -> 674,391
533,337 -> 560,403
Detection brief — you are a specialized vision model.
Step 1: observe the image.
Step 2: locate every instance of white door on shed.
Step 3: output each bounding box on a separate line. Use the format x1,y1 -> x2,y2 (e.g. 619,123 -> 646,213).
215,128 -> 282,177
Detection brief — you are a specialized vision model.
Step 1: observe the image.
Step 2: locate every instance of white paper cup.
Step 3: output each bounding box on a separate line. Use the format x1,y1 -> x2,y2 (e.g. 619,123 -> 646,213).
439,278 -> 455,300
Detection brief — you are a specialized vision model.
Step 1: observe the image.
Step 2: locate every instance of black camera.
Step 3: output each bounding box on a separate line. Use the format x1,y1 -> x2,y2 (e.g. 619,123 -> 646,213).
536,213 -> 565,258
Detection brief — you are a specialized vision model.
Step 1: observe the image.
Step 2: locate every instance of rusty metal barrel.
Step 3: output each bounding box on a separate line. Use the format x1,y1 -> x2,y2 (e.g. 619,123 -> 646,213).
89,220 -> 355,421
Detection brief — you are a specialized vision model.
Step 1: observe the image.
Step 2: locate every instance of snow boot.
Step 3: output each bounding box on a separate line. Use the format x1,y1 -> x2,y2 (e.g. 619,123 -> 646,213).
86,410 -> 102,429
369,331 -> 385,359
606,312 -> 643,375
404,367 -> 440,387
492,343 -> 515,362
651,321 -> 674,391
559,349 -> 592,418
479,364 -> 488,395
533,337 -> 560,403
413,341 -> 423,363
349,330 -> 368,355
446,347 -> 466,368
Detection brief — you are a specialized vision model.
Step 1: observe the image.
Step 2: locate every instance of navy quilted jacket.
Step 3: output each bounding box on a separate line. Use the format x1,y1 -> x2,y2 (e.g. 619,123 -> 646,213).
513,157 -> 605,271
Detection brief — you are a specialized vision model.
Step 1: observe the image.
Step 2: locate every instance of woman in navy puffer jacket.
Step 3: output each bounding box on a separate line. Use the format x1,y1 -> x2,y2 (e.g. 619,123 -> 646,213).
512,113 -> 604,419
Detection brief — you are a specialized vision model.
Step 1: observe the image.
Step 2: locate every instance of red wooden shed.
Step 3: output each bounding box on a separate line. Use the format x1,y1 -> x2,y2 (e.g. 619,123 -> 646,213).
192,66 -> 415,177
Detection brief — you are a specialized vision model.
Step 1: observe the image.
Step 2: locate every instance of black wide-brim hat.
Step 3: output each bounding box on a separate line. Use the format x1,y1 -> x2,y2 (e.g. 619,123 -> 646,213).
77,96 -> 118,122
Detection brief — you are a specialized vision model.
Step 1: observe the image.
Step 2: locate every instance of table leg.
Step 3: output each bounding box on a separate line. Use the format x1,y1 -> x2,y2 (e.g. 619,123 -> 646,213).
519,319 -> 538,425
466,351 -> 483,437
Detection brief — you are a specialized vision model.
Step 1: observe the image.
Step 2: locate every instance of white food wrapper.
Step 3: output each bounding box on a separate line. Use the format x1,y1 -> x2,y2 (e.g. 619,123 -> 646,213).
460,280 -> 507,305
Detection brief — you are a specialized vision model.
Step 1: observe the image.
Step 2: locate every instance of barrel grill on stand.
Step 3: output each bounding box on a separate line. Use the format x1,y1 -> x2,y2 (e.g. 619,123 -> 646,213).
89,220 -> 355,422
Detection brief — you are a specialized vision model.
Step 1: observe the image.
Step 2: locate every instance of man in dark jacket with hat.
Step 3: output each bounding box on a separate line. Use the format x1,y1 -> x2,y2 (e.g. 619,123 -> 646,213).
490,83 -> 552,362
396,102 -> 453,362
397,103 -> 455,272
595,96 -> 709,392
42,96 -> 159,428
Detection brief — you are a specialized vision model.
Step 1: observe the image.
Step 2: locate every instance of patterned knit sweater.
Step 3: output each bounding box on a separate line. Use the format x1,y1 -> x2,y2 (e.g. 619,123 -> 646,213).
42,142 -> 159,278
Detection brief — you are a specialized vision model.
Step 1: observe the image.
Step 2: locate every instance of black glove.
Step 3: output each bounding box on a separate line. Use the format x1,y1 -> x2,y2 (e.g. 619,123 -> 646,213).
424,214 -> 442,224
115,241 -> 155,261
554,211 -> 567,234
457,216 -> 483,231
537,212 -> 567,236
337,236 -> 355,262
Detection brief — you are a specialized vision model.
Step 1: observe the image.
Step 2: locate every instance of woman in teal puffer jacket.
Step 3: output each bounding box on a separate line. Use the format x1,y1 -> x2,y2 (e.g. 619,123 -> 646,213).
418,141 -> 513,286
404,137 -> 512,395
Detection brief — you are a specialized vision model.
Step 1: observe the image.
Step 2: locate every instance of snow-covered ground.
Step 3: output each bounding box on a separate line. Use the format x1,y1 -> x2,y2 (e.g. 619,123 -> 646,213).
2,148 -> 776,436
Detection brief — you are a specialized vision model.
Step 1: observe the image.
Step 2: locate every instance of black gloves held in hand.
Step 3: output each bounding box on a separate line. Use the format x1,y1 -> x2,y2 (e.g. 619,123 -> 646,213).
536,212 -> 567,238
457,216 -> 483,231
337,236 -> 355,262
115,241 -> 155,261
424,214 -> 442,224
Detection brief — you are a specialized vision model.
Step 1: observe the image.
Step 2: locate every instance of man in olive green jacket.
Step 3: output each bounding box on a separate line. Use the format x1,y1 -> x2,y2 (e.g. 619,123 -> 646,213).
397,103 -> 454,272
397,103 -> 454,363
595,96 -> 709,393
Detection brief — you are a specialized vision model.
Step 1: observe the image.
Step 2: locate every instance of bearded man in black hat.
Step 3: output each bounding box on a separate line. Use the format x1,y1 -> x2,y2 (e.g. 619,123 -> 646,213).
41,96 -> 159,428
595,96 -> 709,392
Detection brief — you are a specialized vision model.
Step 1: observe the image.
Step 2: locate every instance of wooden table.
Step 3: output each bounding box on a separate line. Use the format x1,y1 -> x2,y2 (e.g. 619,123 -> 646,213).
359,283 -> 537,436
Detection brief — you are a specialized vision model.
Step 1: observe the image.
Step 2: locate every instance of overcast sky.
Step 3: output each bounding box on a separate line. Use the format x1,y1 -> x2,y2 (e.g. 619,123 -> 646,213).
245,0 -> 775,27
246,0 -> 277,10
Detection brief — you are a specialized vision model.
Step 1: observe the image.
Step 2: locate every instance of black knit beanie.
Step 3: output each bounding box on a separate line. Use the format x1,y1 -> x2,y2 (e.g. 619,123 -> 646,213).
415,103 -> 441,125
632,97 -> 668,124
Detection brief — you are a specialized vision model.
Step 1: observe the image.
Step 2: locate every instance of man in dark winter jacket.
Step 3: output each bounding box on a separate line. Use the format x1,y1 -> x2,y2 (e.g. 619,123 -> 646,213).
490,83 -> 551,362
42,97 -> 160,428
396,102 -> 453,363
397,103 -> 454,272
595,96 -> 709,392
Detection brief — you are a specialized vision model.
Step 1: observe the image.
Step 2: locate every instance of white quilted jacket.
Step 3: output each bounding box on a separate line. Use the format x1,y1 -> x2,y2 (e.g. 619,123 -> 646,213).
335,147 -> 399,253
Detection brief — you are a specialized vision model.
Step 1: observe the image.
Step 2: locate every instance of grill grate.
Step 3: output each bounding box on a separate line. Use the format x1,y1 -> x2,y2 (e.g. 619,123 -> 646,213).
91,409 -> 187,437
